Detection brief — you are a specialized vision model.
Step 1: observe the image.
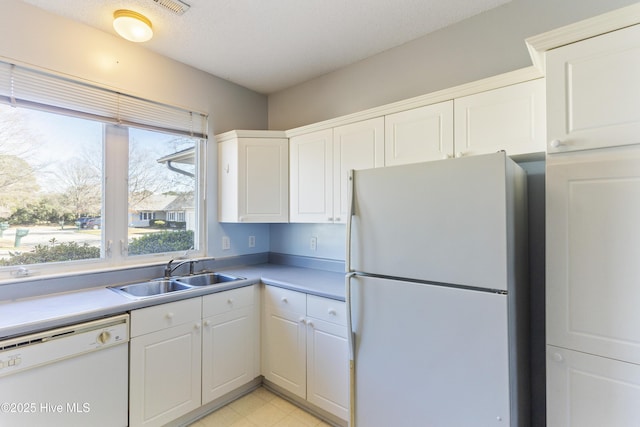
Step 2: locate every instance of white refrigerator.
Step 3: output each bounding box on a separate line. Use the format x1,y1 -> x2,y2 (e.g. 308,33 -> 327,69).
345,152 -> 530,426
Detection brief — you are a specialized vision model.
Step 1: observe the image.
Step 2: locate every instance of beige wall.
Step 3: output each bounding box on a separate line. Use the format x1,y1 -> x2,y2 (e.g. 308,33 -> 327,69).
268,0 -> 638,130
0,0 -> 267,134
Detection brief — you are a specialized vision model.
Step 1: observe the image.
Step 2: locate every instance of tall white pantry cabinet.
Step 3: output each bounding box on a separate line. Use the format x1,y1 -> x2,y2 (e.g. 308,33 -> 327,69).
543,23 -> 640,426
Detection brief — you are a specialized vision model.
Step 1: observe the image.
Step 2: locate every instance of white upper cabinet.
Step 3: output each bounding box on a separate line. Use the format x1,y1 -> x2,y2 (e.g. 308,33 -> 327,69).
333,118 -> 384,222
384,101 -> 454,165
290,118 -> 383,223
290,129 -> 334,223
218,131 -> 289,223
454,79 -> 546,157
546,24 -> 640,153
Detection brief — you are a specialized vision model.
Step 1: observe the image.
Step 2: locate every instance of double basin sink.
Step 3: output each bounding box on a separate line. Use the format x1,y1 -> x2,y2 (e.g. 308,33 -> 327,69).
109,272 -> 245,299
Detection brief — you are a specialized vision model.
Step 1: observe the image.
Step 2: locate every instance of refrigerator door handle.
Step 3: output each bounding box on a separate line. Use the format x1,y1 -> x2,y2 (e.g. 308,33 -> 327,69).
345,271 -> 357,427
346,169 -> 355,273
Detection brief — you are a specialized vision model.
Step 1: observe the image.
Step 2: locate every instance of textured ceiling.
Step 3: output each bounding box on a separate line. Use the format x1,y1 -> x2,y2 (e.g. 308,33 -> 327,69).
21,0 -> 510,94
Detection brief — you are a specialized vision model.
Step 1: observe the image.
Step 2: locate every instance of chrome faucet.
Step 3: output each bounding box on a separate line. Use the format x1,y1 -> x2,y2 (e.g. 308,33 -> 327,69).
164,259 -> 197,278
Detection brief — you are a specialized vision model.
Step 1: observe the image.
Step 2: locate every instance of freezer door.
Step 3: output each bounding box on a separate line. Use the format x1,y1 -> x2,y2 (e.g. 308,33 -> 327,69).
350,275 -> 511,426
350,152 -> 518,291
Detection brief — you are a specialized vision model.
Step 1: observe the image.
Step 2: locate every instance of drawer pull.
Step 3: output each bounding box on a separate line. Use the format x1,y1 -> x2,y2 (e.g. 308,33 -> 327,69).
204,320 -> 211,327
281,297 -> 288,303
328,309 -> 337,316
166,312 -> 174,320
550,139 -> 563,149
300,317 -> 306,324
227,298 -> 234,304
308,321 -> 315,328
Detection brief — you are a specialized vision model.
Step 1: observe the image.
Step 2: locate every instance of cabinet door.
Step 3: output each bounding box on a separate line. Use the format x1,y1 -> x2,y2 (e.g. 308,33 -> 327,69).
547,345 -> 640,427
333,118 -> 384,223
202,305 -> 256,403
306,316 -> 349,420
262,303 -> 307,398
384,101 -> 453,166
547,146 -> 640,363
238,138 -> 289,222
546,24 -> 640,153
129,322 -> 202,427
219,138 -> 288,223
290,129 -> 333,223
454,79 -> 545,157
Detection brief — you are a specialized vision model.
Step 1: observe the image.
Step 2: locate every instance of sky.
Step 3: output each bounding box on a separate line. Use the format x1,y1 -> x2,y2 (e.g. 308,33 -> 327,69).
0,104 -> 195,194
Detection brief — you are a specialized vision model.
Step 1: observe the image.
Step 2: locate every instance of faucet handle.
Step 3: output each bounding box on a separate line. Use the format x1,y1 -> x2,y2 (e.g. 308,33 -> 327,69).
164,259 -> 175,278
188,259 -> 207,275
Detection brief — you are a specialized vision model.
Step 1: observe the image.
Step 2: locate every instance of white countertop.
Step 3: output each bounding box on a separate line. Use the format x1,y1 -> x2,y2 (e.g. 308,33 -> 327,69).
0,263 -> 345,339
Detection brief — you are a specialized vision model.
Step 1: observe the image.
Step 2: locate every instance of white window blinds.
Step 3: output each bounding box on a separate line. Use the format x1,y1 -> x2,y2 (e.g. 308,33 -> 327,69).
0,60 -> 208,139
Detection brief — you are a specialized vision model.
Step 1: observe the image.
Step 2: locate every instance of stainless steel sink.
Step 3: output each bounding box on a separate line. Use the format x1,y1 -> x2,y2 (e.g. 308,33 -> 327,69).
174,272 -> 244,287
109,279 -> 192,299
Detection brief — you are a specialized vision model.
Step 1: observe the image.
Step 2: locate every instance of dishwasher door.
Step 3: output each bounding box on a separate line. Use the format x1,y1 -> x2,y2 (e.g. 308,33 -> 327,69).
0,314 -> 129,427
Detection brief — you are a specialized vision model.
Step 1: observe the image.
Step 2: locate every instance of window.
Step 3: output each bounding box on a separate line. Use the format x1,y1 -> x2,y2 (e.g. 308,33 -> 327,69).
0,61 -> 207,278
128,128 -> 198,257
0,106 -> 104,265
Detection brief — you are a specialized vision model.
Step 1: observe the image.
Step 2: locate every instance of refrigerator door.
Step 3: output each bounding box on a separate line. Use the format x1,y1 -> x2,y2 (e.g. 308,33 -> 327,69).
350,275 -> 510,426
350,153 -> 513,291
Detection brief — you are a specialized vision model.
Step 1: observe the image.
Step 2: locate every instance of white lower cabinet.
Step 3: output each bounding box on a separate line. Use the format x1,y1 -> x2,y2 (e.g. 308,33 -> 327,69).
129,286 -> 259,427
202,285 -> 259,404
546,346 -> 640,427
262,285 -> 349,421
305,295 -> 349,420
262,286 -> 308,397
129,298 -> 202,427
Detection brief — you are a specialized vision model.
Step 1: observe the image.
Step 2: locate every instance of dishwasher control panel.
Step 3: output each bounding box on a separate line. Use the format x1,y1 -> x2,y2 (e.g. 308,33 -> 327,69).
0,314 -> 129,377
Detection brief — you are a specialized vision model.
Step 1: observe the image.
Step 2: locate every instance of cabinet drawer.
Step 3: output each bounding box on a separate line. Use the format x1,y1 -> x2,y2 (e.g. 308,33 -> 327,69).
202,285 -> 255,317
263,285 -> 306,313
130,298 -> 201,338
307,295 -> 347,326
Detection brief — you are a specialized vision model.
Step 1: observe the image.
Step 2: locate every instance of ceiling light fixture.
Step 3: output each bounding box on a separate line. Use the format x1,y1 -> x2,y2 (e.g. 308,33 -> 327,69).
113,9 -> 153,43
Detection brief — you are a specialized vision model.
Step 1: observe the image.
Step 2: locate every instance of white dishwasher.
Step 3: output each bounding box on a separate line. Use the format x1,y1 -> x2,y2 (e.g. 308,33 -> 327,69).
0,314 -> 129,427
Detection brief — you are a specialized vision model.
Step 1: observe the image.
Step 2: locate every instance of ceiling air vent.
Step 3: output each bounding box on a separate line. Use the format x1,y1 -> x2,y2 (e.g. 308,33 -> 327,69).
151,0 -> 191,15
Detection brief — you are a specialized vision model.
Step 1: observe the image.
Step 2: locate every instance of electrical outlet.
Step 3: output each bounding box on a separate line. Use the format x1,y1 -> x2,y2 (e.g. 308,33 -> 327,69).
310,236 -> 318,251
248,235 -> 256,248
222,236 -> 231,250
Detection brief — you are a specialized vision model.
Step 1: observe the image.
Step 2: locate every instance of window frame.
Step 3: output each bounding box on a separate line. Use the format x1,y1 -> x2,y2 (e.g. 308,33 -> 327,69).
0,108 -> 207,282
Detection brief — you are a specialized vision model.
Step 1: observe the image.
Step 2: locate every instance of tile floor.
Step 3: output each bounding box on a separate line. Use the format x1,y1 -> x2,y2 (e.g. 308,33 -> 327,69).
188,387 -> 332,427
